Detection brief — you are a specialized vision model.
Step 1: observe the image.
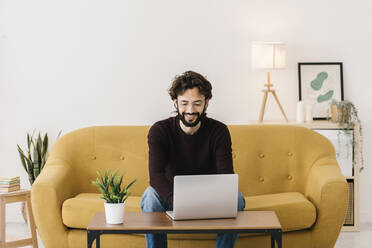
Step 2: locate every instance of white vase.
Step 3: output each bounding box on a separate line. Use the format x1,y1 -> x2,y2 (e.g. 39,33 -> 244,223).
104,202 -> 126,224
296,101 -> 305,123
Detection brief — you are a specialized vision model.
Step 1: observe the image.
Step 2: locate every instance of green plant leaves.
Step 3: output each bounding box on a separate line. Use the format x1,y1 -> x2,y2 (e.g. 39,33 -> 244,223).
92,169 -> 137,204
17,131 -> 57,185
42,133 -> 48,159
17,145 -> 28,173
330,99 -> 364,172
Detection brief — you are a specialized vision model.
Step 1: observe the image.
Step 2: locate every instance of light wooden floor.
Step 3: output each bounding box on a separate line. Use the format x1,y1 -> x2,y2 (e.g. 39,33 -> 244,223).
6,214 -> 372,248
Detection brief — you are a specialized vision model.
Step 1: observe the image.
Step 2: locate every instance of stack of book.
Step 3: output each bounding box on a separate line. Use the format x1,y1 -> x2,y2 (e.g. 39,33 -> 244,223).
0,176 -> 21,193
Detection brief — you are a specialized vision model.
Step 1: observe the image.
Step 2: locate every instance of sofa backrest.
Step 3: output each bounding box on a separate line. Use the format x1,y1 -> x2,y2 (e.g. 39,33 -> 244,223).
48,126 -> 150,197
47,125 -> 335,197
229,125 -> 336,196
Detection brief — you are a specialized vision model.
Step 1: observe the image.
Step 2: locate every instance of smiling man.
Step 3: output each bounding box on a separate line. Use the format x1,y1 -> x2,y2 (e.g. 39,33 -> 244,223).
141,71 -> 245,248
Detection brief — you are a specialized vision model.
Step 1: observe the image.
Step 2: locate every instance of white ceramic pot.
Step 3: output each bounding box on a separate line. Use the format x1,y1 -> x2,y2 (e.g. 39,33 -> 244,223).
104,202 -> 126,224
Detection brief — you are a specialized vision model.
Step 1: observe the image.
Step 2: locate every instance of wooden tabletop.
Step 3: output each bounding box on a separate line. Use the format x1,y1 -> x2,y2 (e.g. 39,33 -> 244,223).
87,211 -> 281,231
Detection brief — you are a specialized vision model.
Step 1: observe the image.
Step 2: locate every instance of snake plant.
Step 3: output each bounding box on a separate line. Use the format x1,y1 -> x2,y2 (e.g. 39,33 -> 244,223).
92,169 -> 137,203
17,132 -> 49,185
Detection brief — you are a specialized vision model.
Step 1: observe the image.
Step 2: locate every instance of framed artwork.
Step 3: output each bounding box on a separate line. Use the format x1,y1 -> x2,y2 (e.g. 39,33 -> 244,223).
298,62 -> 344,120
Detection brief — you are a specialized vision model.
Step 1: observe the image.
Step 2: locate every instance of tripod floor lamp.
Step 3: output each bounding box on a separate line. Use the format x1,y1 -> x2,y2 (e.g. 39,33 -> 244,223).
252,42 -> 288,123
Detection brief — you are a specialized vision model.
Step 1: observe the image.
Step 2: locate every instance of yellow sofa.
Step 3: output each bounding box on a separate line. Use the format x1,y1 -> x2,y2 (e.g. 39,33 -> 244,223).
31,125 -> 348,248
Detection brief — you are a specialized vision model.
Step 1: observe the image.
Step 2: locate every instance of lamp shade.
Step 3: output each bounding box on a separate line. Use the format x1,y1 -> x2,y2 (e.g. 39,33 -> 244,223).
251,42 -> 286,69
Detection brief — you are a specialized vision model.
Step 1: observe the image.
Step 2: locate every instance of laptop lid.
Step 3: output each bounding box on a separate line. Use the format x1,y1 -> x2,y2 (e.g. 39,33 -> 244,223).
171,174 -> 238,220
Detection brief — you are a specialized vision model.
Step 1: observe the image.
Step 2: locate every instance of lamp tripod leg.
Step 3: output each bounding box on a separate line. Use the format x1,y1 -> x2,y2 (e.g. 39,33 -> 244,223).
272,91 -> 288,122
259,91 -> 269,123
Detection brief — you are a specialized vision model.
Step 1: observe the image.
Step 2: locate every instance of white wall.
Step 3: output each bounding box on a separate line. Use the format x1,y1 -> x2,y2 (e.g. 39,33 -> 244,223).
1,0 -> 371,222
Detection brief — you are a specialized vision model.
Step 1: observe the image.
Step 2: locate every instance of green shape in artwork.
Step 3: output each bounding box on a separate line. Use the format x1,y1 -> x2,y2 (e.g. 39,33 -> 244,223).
311,72 -> 328,91
317,90 -> 334,103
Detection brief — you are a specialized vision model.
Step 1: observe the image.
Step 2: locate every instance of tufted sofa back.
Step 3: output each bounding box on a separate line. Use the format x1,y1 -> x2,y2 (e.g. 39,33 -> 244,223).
230,125 -> 335,196
48,126 -> 150,196
47,125 -> 335,197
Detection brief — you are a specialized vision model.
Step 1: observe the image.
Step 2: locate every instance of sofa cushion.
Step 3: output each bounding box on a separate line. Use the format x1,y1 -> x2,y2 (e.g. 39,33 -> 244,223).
245,192 -> 316,232
62,193 -> 141,229
62,192 -> 316,233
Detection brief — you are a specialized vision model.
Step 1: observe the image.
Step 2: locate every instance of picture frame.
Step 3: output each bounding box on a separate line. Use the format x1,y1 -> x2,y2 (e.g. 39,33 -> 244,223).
298,62 -> 344,120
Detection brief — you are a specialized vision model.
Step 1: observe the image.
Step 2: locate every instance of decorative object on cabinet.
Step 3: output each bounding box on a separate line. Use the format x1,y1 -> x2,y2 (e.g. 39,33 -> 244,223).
298,62 -> 344,120
252,42 -> 288,123
329,99 -> 364,172
296,101 -> 305,123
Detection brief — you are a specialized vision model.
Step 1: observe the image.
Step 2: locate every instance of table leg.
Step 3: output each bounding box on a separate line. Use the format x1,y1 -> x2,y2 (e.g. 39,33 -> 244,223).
87,231 -> 100,248
96,234 -> 100,248
0,198 -> 5,248
26,194 -> 38,248
270,230 -> 282,248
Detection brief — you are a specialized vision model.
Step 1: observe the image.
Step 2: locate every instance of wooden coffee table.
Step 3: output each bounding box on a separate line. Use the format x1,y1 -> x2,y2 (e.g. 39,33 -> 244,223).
87,211 -> 282,248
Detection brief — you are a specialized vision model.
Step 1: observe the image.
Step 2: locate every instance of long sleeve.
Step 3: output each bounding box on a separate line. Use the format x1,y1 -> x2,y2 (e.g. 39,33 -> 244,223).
147,124 -> 174,204
214,125 -> 234,174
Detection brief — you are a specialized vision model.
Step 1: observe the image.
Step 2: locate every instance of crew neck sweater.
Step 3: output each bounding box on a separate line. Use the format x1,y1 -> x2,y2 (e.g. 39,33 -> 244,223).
147,115 -> 234,204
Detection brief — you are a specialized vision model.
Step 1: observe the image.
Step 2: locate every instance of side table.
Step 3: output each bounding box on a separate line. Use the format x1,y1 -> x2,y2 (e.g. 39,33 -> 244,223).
0,189 -> 38,248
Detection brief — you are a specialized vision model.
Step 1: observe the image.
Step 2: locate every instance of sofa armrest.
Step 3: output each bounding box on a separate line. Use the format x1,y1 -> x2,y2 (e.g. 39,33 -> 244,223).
31,158 -> 77,248
305,157 -> 348,248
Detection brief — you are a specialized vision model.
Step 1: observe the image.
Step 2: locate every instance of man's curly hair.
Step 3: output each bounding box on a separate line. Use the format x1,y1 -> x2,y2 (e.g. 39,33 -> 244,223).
168,71 -> 212,100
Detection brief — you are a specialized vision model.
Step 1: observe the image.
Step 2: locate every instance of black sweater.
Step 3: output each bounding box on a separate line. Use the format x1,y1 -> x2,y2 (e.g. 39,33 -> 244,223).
147,115 -> 234,204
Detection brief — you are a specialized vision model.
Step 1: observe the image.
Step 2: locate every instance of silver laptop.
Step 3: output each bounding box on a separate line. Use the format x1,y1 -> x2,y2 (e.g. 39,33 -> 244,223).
166,174 -> 238,220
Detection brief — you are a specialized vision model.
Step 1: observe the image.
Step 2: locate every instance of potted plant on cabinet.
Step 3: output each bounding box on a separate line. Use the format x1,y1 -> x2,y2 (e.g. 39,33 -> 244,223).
329,99 -> 364,172
92,169 -> 136,224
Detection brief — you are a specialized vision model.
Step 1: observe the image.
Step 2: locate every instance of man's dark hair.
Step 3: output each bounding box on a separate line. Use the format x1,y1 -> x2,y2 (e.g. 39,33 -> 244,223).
168,71 -> 212,100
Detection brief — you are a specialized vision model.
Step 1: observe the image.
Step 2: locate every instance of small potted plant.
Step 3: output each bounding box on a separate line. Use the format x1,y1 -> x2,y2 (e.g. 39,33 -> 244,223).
92,169 -> 136,224
330,100 -> 352,123
329,99 -> 364,172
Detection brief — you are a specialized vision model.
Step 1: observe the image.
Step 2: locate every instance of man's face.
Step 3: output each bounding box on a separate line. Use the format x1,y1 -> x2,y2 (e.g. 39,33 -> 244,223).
174,87 -> 209,127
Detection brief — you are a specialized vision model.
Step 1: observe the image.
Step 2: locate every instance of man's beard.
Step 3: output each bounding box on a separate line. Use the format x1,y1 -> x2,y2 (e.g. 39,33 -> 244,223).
177,107 -> 207,127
